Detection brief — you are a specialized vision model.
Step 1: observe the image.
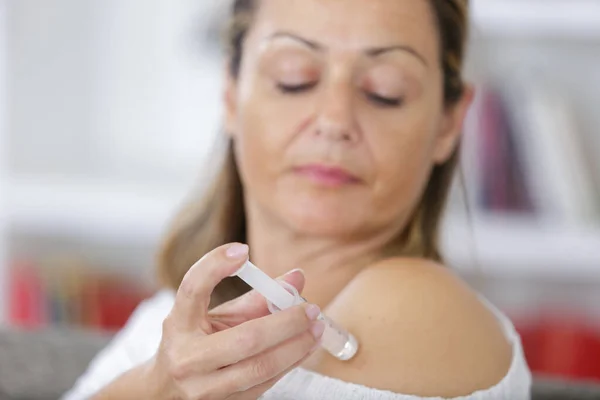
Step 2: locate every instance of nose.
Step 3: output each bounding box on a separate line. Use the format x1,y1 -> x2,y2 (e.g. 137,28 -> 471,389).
315,81 -> 358,143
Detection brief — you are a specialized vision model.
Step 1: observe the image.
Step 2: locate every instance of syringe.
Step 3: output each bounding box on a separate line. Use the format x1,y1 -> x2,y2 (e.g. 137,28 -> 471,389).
232,260 -> 358,361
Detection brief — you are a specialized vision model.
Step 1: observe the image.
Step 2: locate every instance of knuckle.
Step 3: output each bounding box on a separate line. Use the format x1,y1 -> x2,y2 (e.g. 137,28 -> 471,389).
280,307 -> 310,333
292,305 -> 311,324
166,354 -> 193,382
168,362 -> 188,382
179,274 -> 199,300
180,250 -> 217,296
301,330 -> 318,348
234,330 -> 261,353
288,331 -> 318,358
250,357 -> 276,381
206,264 -> 223,283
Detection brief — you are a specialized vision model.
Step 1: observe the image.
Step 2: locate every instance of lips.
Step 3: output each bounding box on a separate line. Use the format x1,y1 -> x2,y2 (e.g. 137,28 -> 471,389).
293,164 -> 360,187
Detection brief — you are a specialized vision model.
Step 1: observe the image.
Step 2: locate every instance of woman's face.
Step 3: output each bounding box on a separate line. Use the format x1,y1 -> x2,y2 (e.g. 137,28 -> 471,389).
225,0 -> 469,238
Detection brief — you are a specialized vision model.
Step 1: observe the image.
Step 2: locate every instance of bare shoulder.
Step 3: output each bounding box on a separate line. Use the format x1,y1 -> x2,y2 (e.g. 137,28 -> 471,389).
306,258 -> 513,398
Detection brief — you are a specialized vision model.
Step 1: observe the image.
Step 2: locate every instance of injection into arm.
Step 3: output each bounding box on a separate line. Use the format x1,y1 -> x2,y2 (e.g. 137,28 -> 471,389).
232,260 -> 359,361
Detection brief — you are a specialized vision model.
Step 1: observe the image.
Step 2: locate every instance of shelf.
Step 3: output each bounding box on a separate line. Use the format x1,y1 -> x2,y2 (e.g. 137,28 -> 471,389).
472,0 -> 600,39
6,178 -> 600,281
441,215 -> 600,281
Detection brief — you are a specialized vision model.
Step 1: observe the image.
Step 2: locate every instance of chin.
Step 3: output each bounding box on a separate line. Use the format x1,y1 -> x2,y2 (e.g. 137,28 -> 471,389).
279,194 -> 365,236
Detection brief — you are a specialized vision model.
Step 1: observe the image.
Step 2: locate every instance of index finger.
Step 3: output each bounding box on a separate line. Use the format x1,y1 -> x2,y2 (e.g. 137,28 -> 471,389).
170,243 -> 249,331
209,269 -> 306,328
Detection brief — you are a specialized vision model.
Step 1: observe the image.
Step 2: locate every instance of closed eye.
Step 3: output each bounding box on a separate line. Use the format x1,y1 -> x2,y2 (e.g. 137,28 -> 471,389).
276,82 -> 317,94
365,92 -> 403,107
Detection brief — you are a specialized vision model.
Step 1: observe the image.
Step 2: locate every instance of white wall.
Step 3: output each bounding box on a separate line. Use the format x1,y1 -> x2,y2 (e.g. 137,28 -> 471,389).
0,0 -> 8,326
91,0 -> 224,183
7,0 -> 224,187
2,0 -> 229,319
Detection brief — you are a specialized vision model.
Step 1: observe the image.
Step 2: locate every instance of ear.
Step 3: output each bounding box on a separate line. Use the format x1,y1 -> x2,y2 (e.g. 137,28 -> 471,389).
223,71 -> 239,138
432,84 -> 475,164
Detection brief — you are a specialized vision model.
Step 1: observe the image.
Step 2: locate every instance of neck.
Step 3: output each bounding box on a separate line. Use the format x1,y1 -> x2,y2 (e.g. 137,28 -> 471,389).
245,201 -> 403,307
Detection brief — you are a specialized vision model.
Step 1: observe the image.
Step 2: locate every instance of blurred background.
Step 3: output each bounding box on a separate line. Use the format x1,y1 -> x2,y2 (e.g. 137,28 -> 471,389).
1,0 -> 600,391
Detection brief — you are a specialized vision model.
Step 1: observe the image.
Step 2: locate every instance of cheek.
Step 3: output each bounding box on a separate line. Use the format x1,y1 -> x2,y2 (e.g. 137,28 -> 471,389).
234,80 -> 312,187
364,105 -> 440,213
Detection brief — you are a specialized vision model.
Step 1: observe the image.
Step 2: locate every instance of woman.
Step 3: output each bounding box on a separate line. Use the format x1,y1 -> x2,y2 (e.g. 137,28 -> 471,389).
65,0 -> 531,398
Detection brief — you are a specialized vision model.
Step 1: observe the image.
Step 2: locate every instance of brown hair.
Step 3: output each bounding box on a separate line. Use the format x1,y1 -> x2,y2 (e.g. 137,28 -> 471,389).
158,0 -> 470,305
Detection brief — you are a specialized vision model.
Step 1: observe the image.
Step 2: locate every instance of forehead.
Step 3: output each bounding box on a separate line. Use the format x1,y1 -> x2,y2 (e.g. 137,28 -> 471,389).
248,0 -> 440,62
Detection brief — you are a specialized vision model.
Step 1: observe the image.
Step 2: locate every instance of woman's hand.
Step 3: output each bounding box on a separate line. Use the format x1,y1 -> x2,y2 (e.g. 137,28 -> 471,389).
147,243 -> 325,400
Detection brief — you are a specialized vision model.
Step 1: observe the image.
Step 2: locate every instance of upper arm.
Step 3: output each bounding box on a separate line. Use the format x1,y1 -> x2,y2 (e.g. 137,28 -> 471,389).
305,259 -> 512,398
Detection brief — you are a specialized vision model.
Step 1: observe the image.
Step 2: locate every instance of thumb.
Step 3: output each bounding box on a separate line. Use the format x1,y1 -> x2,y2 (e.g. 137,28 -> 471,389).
208,269 -> 306,327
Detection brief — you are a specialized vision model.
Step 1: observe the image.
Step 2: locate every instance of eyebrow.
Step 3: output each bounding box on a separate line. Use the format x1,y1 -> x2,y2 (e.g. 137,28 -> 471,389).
366,45 -> 428,67
265,31 -> 428,67
266,32 -> 323,51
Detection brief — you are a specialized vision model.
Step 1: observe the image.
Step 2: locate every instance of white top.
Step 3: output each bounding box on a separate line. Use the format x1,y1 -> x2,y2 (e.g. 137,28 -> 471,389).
62,290 -> 532,400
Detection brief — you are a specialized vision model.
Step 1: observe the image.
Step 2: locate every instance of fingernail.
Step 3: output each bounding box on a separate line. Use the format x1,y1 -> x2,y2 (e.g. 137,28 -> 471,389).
226,243 -> 249,259
305,304 -> 321,321
310,321 -> 326,339
286,268 -> 305,276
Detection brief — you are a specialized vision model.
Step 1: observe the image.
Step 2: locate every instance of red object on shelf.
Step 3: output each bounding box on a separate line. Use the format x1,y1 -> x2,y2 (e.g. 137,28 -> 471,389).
516,313 -> 600,381
94,276 -> 149,331
8,260 -> 47,328
8,257 -> 150,331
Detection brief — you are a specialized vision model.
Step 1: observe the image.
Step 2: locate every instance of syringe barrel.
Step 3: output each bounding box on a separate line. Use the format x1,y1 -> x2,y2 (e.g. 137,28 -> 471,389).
234,261 -> 359,361
318,314 -> 359,361
266,282 -> 359,361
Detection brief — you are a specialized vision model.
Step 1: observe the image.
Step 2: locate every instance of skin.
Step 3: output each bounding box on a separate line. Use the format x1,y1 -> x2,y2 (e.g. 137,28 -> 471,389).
225,0 -> 467,304
225,0 -> 511,395
305,259 -> 513,396
92,0 -> 512,398
93,244 -> 326,400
